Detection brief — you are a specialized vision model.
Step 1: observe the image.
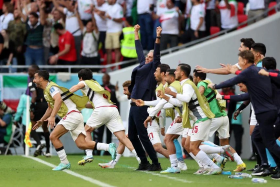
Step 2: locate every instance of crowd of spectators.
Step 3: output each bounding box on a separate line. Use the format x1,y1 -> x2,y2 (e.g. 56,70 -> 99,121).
0,0 -> 278,73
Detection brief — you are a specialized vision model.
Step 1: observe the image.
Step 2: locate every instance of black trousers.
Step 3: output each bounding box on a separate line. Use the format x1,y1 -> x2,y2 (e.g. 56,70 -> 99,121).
230,125 -> 244,155
254,110 -> 280,167
252,125 -> 268,165
98,31 -> 106,54
128,105 -> 158,164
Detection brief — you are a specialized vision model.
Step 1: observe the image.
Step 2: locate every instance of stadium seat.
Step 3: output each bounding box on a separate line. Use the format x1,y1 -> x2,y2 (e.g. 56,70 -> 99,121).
268,2 -> 277,16
237,2 -> 244,15
210,26 -> 220,38
237,15 -> 248,29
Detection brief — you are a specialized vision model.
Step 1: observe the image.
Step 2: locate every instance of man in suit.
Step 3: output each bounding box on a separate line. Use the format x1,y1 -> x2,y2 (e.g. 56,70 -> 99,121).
128,24 -> 162,171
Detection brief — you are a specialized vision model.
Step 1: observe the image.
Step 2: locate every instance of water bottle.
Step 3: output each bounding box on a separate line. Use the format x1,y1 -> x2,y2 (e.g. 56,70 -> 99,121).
252,178 -> 267,183
222,171 -> 232,175
235,172 -> 252,178
228,175 -> 243,179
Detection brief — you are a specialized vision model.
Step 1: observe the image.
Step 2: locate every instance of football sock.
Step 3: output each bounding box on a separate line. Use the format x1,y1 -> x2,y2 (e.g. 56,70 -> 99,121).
169,154 -> 178,167
199,144 -> 223,154
190,152 -> 203,168
56,147 -> 69,164
196,151 -> 219,169
96,143 -> 109,151
233,153 -> 244,165
131,149 -> 141,163
86,149 -> 93,157
174,139 -> 184,162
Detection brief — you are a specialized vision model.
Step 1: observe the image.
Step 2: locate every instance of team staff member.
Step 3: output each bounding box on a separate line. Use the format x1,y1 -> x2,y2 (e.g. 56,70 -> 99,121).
128,25 -> 162,171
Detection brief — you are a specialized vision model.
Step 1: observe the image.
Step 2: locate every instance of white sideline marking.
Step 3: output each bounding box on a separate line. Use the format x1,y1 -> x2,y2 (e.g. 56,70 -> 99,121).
23,156 -> 116,187
127,167 -> 192,183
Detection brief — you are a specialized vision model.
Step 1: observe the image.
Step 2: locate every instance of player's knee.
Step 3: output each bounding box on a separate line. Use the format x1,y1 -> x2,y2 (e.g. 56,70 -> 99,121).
49,133 -> 57,142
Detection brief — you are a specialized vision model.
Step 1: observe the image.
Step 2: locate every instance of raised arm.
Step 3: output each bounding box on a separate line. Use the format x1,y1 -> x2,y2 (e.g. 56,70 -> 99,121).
52,0 -> 65,13
39,1 -> 46,25
134,24 -> 145,64
153,26 -> 162,67
92,11 -> 98,33
75,5 -> 84,31
17,0 -> 27,22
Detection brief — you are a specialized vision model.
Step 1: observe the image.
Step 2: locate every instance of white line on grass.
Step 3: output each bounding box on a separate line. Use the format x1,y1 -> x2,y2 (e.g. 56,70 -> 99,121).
23,156 -> 116,187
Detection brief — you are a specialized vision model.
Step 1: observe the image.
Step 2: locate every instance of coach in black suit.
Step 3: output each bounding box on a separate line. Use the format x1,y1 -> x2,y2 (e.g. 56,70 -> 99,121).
128,25 -> 162,171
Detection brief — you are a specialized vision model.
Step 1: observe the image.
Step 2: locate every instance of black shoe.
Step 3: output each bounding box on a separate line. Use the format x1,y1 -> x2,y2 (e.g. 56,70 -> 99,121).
252,165 -> 270,176
269,167 -> 278,175
136,163 -> 151,171
147,163 -> 162,171
33,144 -> 46,157
248,164 -> 259,172
271,170 -> 280,180
248,155 -> 257,161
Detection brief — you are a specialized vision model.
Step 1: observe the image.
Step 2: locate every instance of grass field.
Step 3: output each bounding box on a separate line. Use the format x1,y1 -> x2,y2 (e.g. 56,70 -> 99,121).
0,155 -> 278,187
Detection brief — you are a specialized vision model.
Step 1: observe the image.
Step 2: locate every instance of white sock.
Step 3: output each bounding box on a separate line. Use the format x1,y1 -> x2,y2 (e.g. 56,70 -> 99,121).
203,141 -> 217,147
208,153 -> 222,161
199,145 -> 223,154
169,154 -> 178,167
86,149 -> 93,157
111,153 -> 122,166
57,149 -> 69,164
190,152 -> 203,168
131,149 -> 141,164
233,153 -> 243,165
96,143 -> 109,151
196,151 -> 219,169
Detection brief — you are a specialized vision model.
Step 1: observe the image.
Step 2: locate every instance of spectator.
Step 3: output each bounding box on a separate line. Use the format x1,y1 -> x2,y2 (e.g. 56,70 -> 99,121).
77,8 -> 100,66
0,30 -> 15,73
137,0 -> 154,50
0,108 -> 13,145
248,0 -> 265,25
49,23 -> 77,67
205,0 -> 220,36
190,0 -> 206,40
6,8 -> 26,72
218,0 -> 238,31
93,0 -> 108,55
53,0 -> 82,64
105,0 -> 123,71
0,2 -> 14,31
152,0 -> 166,40
160,0 -> 181,50
77,0 -> 94,25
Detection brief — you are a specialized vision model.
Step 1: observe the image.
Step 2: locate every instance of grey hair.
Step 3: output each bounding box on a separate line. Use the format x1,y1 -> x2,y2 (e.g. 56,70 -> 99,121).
149,50 -> 154,54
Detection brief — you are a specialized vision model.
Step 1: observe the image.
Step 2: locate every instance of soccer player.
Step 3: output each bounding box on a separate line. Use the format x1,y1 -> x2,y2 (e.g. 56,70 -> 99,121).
32,70 -> 117,171
69,69 -> 139,166
193,69 -> 246,172
162,64 -> 222,175
208,51 -> 280,180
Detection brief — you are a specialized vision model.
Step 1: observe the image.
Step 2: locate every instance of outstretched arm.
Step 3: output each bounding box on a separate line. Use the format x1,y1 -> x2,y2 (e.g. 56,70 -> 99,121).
222,93 -> 250,102
153,26 -> 162,67
134,24 -> 145,64
69,82 -> 85,93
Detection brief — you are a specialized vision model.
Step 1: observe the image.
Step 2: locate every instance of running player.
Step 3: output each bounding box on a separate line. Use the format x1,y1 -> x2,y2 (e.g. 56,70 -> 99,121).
32,70 -> 117,171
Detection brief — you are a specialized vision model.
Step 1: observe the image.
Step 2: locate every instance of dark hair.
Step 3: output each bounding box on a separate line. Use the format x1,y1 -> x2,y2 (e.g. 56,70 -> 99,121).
167,69 -> 175,77
189,75 -> 193,82
54,23 -> 64,30
251,43 -> 266,56
193,69 -> 206,80
158,64 -> 170,74
178,63 -> 191,77
4,2 -> 14,13
29,12 -> 39,19
30,65 -> 40,70
125,16 -> 133,26
37,70 -> 49,81
122,80 -> 131,87
238,50 -> 254,64
262,57 -> 277,70
240,38 -> 255,49
171,0 -> 175,4
78,69 -> 93,80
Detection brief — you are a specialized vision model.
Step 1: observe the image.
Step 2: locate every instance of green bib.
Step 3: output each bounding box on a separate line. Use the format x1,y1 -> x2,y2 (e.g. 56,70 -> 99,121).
203,80 -> 226,111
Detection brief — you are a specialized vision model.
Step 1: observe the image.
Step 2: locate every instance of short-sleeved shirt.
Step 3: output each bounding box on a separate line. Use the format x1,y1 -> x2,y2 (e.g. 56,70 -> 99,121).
0,13 -> 14,31
106,3 -> 123,33
63,8 -> 81,36
160,7 -> 179,35
58,31 -> 77,62
190,4 -> 205,31
197,81 -> 226,118
82,28 -> 99,57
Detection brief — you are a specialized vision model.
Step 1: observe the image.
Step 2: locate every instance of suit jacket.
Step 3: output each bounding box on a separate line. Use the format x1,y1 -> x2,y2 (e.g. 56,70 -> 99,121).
129,40 -> 161,101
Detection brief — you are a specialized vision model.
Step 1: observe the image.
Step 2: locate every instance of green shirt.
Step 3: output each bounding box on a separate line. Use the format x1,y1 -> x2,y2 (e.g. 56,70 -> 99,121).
197,81 -> 226,118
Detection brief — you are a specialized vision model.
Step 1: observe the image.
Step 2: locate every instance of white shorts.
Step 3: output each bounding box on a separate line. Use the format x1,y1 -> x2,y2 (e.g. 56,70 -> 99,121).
86,107 -> 125,133
147,119 -> 161,145
191,119 -> 211,142
182,128 -> 190,138
208,116 -> 230,139
166,121 -> 184,135
58,111 -> 86,141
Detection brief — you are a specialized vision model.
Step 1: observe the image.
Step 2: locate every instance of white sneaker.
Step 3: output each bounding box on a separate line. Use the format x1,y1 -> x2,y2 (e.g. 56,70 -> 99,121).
44,152 -> 51,157
98,160 -> 115,169
193,167 -> 206,175
204,167 -> 222,175
178,162 -> 188,171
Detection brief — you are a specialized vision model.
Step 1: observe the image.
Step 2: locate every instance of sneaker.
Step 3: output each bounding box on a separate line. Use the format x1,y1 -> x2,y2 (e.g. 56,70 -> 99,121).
98,160 -> 115,169
78,155 -> 94,166
222,146 -> 234,161
271,170 -> 280,180
147,163 -> 162,171
136,163 -> 151,171
204,167 -> 222,175
193,167 -> 206,175
248,164 -> 259,172
233,163 -> 246,172
252,165 -> 270,176
178,162 -> 188,171
108,143 -> 117,160
44,152 -> 51,157
269,167 -> 278,175
248,154 -> 257,161
33,144 -> 46,157
52,163 -> 71,171
160,167 -> 180,174
216,156 -> 227,170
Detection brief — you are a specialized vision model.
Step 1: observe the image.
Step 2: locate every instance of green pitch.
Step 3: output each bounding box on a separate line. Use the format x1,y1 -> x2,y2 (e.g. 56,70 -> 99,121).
0,155 -> 278,187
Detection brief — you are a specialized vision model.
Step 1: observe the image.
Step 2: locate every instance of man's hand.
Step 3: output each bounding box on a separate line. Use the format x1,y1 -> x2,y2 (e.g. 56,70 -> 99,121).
134,24 -> 140,33
49,55 -> 58,64
144,116 -> 152,128
208,83 -> 215,89
258,69 -> 269,77
164,87 -> 172,95
216,92 -> 222,100
194,30 -> 199,38
161,128 -> 165,136
156,26 -> 162,37
45,116 -> 56,129
175,116 -> 182,123
225,64 -> 238,74
105,14 -> 111,19
233,110 -> 240,120
135,99 -> 144,107
157,90 -> 164,98
115,82 -> 119,91
195,65 -> 209,73
32,120 -> 43,130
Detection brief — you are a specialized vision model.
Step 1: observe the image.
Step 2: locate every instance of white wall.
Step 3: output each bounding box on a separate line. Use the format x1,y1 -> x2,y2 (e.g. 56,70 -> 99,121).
109,13 -> 280,158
